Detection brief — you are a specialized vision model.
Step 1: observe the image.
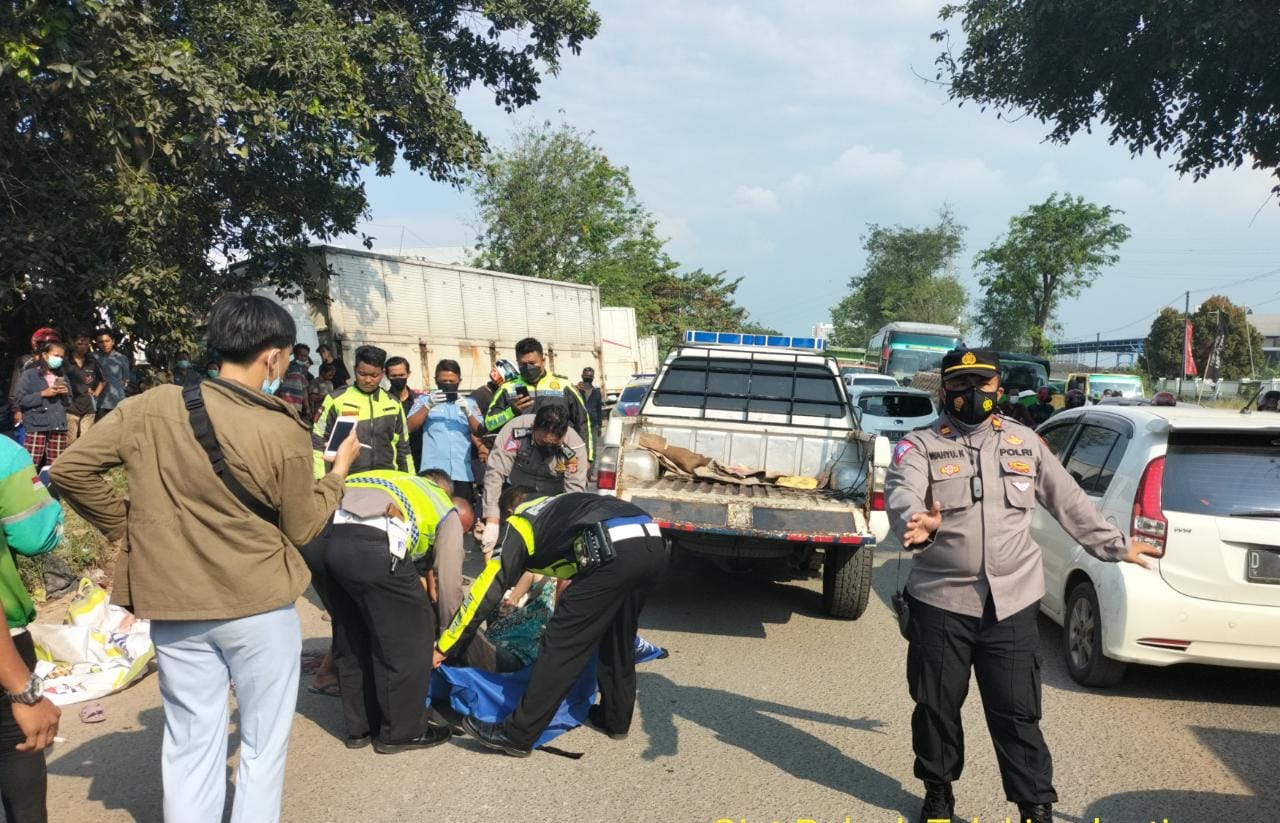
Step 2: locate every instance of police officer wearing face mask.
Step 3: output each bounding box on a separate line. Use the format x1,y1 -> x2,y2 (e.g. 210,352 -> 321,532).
483,337 -> 593,463
885,348 -> 1161,823
480,404 -> 587,560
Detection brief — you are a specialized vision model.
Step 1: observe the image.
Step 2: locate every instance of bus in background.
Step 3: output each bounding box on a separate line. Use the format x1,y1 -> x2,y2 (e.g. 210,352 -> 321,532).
867,322 -> 962,382
996,351 -> 1051,395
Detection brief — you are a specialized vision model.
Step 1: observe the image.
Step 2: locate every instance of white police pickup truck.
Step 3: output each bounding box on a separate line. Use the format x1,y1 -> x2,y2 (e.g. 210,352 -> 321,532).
596,331 -> 892,618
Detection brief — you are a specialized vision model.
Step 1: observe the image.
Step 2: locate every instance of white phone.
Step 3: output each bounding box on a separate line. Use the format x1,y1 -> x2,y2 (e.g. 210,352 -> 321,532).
325,417 -> 358,459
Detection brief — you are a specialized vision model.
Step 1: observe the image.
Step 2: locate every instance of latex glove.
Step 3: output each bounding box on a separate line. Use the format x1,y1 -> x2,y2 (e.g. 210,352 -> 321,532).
428,389 -> 448,405
481,521 -> 500,554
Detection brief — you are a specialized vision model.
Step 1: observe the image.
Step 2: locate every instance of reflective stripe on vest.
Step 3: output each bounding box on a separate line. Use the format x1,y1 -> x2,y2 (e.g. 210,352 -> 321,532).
345,471 -> 453,560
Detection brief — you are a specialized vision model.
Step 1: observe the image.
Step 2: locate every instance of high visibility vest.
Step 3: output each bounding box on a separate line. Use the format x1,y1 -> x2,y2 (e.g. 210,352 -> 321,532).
344,470 -> 454,561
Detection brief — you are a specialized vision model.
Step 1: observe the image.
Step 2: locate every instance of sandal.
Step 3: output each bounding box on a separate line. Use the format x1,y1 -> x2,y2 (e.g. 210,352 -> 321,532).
307,681 -> 341,698
79,702 -> 106,724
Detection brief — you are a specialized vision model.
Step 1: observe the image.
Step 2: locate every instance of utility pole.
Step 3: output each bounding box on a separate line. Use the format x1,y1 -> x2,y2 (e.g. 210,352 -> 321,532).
1179,290 -> 1190,398
1094,332 -> 1100,370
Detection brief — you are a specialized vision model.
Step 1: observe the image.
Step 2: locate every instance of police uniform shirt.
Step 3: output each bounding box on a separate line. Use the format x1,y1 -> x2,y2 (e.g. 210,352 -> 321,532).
482,414 -> 588,520
438,493 -> 649,658
885,415 -> 1129,621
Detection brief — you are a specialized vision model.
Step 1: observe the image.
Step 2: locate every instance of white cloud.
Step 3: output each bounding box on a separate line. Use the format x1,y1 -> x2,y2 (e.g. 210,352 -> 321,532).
654,212 -> 695,248
731,185 -> 781,214
829,145 -> 907,185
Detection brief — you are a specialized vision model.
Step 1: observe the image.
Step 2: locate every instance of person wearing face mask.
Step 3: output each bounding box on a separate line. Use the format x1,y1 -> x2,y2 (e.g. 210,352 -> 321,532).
172,349 -> 203,389
52,294 -> 361,823
884,348 -> 1162,823
483,337 -> 594,463
406,359 -> 483,504
384,356 -> 424,466
16,340 -> 71,469
480,404 -> 587,560
577,366 -> 603,444
310,344 -> 413,478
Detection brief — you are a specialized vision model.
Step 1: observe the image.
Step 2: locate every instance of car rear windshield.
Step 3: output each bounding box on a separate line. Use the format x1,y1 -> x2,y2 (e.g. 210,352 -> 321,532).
650,355 -> 846,422
857,394 -> 934,418
619,385 -> 649,403
1162,432 -> 1280,516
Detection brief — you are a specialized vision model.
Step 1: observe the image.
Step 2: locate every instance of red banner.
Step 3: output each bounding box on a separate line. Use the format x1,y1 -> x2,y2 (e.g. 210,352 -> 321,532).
1184,320 -> 1198,376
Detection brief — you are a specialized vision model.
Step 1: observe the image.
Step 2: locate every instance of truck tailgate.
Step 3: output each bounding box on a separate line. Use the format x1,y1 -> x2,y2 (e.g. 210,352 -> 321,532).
621,476 -> 871,540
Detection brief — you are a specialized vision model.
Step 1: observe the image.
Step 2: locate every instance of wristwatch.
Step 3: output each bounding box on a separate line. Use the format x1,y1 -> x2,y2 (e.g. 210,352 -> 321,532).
6,672 -> 45,705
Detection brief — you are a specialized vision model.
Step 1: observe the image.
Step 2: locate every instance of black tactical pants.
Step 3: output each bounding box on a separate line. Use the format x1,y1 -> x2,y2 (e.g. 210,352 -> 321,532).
323,524 -> 435,743
503,534 -> 667,749
906,593 -> 1056,805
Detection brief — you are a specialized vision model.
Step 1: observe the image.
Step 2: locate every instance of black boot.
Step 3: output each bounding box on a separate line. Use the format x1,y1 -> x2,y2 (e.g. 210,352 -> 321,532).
461,715 -> 533,758
586,705 -> 629,740
372,724 -> 451,754
1017,802 -> 1053,823
917,781 -> 955,823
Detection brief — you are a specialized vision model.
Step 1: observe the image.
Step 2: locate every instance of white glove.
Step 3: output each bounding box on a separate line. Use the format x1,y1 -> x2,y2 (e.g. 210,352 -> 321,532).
428,389 -> 448,405
481,522 -> 500,554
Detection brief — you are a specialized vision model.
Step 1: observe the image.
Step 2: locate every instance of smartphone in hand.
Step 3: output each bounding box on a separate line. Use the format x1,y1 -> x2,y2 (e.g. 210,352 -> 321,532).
324,417 -> 358,459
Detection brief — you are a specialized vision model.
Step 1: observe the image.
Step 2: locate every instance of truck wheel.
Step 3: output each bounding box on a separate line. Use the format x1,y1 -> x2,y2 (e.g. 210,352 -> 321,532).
1064,580 -> 1126,688
822,544 -> 873,619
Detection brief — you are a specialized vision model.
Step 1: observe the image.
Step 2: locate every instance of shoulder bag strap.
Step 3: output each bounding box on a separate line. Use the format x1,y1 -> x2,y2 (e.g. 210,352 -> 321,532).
183,383 -> 279,525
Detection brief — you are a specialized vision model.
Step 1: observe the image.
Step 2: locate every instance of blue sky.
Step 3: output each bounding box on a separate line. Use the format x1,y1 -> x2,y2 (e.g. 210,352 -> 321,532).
334,0 -> 1280,345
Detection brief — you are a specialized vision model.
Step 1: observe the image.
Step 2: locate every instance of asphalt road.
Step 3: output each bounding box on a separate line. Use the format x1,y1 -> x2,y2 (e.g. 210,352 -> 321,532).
47,538 -> 1280,823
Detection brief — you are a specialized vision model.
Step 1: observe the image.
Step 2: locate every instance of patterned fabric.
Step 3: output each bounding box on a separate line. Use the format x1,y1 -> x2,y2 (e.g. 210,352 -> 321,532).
23,430 -> 69,468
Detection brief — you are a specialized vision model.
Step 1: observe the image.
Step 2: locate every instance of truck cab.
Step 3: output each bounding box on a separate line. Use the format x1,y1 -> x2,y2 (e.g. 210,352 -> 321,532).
597,331 -> 891,619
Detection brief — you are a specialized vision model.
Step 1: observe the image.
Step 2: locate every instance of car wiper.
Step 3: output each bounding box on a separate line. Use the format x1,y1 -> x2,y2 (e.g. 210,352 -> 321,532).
1229,509 -> 1280,518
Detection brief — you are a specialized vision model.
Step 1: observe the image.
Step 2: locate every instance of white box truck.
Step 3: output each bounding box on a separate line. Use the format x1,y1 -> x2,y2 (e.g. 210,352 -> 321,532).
259,246 -> 603,392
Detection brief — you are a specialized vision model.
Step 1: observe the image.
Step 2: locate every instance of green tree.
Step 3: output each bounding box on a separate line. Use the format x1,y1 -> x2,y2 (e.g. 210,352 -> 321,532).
828,208 -> 968,348
1,0 -> 600,352
1140,308 -> 1186,379
471,122 -> 767,352
974,194 -> 1130,355
933,2 -> 1280,191
1191,295 -> 1265,380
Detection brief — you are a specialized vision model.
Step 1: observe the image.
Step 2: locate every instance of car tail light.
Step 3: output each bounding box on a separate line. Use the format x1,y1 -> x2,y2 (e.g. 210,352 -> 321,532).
871,490 -> 885,511
1131,455 -> 1166,554
596,446 -> 619,491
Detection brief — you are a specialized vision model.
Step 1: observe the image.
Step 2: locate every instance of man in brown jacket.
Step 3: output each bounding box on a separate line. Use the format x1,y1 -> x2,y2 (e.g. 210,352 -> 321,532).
53,295 -> 360,823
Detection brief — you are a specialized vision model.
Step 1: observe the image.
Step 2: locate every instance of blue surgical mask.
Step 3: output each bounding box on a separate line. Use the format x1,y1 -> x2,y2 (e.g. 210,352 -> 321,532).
176,359 -> 191,369
46,355 -> 63,370
261,353 -> 282,395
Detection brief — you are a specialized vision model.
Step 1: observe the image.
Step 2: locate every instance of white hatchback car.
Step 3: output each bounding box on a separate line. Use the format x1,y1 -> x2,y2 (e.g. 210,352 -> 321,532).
852,387 -> 937,444
1033,404 -> 1280,686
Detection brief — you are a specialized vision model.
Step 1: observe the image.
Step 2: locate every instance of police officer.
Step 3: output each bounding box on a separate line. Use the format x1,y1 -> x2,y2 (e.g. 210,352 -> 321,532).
315,470 -> 460,753
433,489 -> 667,756
479,404 -> 588,558
886,348 -> 1160,823
483,337 -> 593,461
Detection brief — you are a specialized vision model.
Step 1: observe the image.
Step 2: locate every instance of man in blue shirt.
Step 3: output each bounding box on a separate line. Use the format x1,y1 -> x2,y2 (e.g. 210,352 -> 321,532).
92,329 -> 135,421
408,359 -> 483,503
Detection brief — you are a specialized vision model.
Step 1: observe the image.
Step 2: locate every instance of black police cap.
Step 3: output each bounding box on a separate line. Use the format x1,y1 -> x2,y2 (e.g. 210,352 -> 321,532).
941,348 -> 1000,378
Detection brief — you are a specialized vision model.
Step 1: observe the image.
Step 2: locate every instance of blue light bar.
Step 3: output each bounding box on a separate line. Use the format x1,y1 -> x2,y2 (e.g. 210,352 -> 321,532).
683,331 -> 825,351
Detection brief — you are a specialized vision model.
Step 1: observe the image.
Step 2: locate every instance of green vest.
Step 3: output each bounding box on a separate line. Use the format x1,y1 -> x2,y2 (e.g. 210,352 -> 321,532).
344,471 -> 454,561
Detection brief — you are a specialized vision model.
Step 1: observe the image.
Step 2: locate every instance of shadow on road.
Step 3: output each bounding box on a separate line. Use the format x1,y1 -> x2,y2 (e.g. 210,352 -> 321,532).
637,671 -> 918,817
1081,726 -> 1280,822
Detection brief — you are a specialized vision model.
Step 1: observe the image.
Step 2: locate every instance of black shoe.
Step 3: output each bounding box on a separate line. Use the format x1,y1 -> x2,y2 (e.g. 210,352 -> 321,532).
917,782 -> 955,823
372,725 -> 451,754
1017,803 -> 1053,823
586,705 -> 628,740
344,734 -> 372,750
461,715 -> 532,758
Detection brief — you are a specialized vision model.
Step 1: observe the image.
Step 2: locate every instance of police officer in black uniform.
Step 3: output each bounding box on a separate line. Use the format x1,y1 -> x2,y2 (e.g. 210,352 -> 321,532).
886,348 -> 1160,823
433,489 -> 666,756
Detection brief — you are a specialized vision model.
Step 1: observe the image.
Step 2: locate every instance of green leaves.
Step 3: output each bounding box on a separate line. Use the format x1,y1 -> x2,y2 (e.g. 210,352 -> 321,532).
827,207 -> 969,348
471,122 -> 764,352
974,194 -> 1130,355
1,0 -> 599,351
935,1 -> 1280,191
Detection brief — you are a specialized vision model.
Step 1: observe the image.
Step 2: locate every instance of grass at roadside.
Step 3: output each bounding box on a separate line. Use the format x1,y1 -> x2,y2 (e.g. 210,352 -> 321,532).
18,470 -> 126,600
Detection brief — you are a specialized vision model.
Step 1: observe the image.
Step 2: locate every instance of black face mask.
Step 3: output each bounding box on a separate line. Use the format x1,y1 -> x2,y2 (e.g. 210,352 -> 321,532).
519,363 -> 542,384
945,386 -> 999,426
581,377 -> 593,385
388,378 -> 409,394
437,381 -> 459,393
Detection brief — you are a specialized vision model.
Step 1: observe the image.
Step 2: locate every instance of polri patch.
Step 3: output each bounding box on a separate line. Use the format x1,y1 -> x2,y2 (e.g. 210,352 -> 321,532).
504,435 -> 521,452
892,440 -> 915,465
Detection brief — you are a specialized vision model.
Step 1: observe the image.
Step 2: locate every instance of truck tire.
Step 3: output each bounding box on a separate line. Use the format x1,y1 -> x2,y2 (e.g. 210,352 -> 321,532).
1063,580 -> 1126,688
822,544 -> 873,619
